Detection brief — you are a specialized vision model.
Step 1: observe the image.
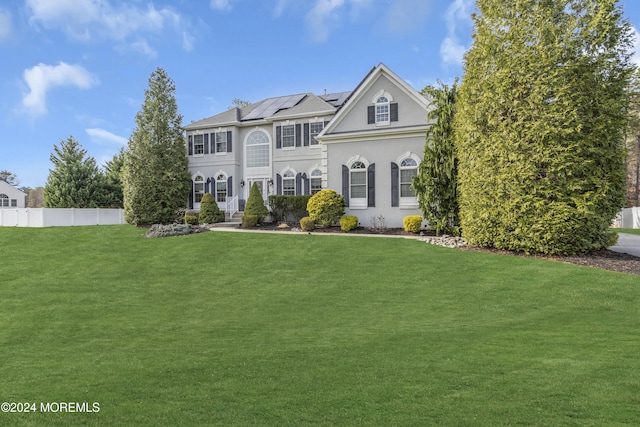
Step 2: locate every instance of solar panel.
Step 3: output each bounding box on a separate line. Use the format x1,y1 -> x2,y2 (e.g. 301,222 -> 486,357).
242,94 -> 307,120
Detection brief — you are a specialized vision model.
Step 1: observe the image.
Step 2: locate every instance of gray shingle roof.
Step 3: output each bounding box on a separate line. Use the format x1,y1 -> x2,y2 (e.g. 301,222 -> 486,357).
184,90 -> 352,130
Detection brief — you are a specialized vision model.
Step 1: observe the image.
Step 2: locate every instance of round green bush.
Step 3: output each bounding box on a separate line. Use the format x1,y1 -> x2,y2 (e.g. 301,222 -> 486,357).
198,193 -> 225,224
307,189 -> 345,226
403,215 -> 422,233
300,216 -> 315,231
184,214 -> 198,225
244,182 -> 269,223
340,215 -> 358,232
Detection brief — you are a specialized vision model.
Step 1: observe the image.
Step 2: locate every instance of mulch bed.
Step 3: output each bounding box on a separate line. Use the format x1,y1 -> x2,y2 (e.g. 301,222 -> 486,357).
240,223 -> 640,276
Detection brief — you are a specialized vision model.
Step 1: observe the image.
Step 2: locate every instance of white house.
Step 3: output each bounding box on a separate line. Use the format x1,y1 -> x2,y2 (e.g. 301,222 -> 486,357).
0,178 -> 26,208
184,63 -> 432,228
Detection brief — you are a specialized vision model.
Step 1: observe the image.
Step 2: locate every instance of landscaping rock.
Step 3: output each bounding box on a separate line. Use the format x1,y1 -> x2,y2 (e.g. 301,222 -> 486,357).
144,224 -> 192,238
419,234 -> 467,249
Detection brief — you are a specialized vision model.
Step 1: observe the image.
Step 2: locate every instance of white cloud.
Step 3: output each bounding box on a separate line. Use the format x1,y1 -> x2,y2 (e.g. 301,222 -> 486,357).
129,39 -> 157,58
22,62 -> 98,117
210,0 -> 237,11
86,128 -> 128,146
0,8 -> 13,43
26,0 -> 188,56
182,31 -> 195,52
440,0 -> 473,67
306,0 -> 345,43
273,0 -> 288,18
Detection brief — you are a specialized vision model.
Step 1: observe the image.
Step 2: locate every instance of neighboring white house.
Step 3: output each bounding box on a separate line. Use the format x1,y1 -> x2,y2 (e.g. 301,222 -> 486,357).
184,63 -> 432,228
0,178 -> 26,208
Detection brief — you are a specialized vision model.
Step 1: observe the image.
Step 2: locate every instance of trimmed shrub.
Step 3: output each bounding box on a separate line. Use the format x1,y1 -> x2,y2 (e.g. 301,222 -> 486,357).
184,214 -> 198,225
242,214 -> 258,228
198,193 -> 224,224
307,189 -> 345,226
340,215 -> 358,232
268,195 -> 311,222
300,216 -> 315,232
244,182 -> 269,223
403,216 -> 422,233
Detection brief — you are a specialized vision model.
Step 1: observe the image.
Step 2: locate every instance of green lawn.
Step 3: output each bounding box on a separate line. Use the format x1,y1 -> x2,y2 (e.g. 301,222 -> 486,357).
614,228 -> 640,235
1,225 -> 639,426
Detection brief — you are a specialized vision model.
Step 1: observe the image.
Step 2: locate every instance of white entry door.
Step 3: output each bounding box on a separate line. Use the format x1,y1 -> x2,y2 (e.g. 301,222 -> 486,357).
247,178 -> 269,204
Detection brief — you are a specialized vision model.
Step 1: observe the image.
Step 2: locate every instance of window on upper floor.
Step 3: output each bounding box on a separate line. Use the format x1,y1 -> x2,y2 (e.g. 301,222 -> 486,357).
309,122 -> 324,145
193,135 -> 205,155
215,132 -> 227,153
282,125 -> 295,148
246,131 -> 270,168
375,96 -> 390,124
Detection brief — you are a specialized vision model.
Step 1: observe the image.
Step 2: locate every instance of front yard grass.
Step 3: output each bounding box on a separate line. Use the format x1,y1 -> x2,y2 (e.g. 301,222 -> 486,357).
1,225 -> 639,426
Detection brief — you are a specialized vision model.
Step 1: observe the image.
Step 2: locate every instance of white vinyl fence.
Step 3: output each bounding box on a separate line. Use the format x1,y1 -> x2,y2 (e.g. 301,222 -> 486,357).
616,207 -> 640,229
0,208 -> 125,227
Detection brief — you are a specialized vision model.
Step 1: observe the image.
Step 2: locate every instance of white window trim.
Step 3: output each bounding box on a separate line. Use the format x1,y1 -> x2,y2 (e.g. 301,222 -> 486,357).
397,152 -> 420,208
347,155 -> 369,209
281,124 -> 296,150
309,121 -> 324,147
215,172 -> 228,204
193,174 -> 205,205
214,130 -> 227,155
193,134 -> 205,157
371,90 -> 393,127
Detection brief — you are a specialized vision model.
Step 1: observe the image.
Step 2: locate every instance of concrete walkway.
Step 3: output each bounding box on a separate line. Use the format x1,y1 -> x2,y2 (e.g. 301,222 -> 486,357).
609,233 -> 640,258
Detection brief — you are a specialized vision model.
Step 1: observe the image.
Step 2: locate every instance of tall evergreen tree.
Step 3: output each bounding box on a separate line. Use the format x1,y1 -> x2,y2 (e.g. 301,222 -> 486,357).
414,80 -> 459,236
122,68 -> 191,225
456,0 -> 635,254
102,148 -> 125,208
44,136 -> 105,208
624,69 -> 640,206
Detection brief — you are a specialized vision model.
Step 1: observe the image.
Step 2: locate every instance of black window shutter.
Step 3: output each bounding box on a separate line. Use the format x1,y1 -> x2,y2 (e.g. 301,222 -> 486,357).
188,135 -> 193,155
367,106 -> 375,124
303,173 -> 310,195
188,180 -> 194,208
342,165 -> 349,207
295,124 -> 302,147
391,162 -> 399,207
204,134 -> 209,154
204,181 -> 210,194
276,126 -> 282,149
390,103 -> 398,122
295,173 -> 302,196
304,123 -> 310,146
227,131 -> 232,152
210,133 -> 216,153
367,163 -> 375,207
212,179 -> 216,196
276,174 -> 283,195
227,176 -> 233,197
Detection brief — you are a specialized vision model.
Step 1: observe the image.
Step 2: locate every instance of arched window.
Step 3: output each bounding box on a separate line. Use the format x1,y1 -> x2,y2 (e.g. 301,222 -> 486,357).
400,158 -> 418,197
310,169 -> 322,194
216,174 -> 227,203
0,194 -> 9,207
375,96 -> 390,123
246,131 -> 270,167
350,161 -> 367,200
282,170 -> 295,196
193,175 -> 205,204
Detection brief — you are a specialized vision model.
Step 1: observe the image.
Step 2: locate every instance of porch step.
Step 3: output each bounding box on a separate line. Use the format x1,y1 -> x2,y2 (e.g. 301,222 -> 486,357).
225,210 -> 244,221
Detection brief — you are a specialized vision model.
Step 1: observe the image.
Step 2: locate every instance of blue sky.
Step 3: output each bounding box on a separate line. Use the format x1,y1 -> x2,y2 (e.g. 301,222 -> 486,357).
1,0 -> 639,189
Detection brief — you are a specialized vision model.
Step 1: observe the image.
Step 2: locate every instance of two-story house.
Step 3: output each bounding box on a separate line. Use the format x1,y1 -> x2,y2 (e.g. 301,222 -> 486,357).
184,63 -> 431,228
0,178 -> 26,208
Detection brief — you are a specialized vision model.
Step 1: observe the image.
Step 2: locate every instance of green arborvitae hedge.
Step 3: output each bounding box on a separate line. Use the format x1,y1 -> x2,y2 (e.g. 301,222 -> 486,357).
198,193 -> 224,224
244,182 -> 269,223
455,0 -> 633,255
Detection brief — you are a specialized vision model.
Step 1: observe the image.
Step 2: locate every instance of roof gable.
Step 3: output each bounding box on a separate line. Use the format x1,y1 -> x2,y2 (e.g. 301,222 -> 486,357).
319,63 -> 431,138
